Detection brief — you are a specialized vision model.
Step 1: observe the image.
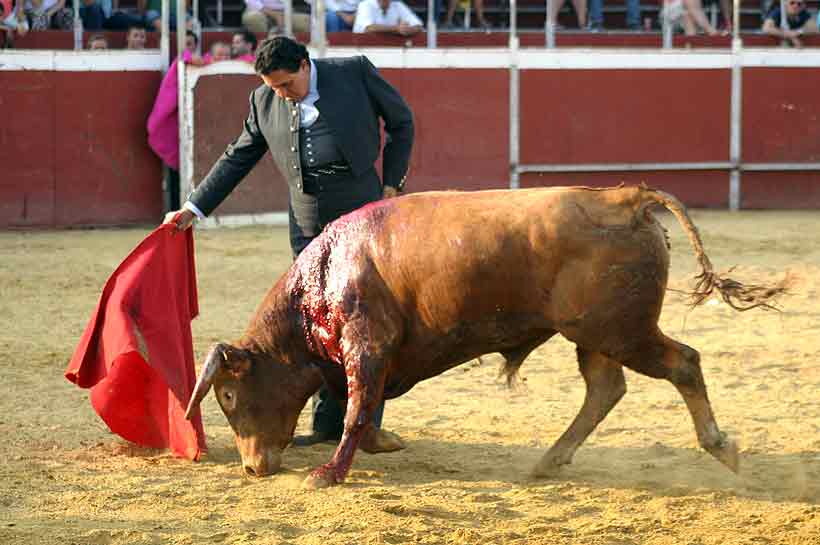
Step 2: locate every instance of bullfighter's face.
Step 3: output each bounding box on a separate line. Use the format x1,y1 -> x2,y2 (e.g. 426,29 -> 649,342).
260,59 -> 310,102
186,343 -> 318,477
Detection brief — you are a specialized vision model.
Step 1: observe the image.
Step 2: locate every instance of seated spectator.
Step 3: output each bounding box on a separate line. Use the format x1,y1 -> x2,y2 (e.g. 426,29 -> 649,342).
231,28 -> 257,60
548,0 -> 587,30
662,0 -> 718,35
184,28 -> 197,52
705,0 -> 732,33
209,40 -> 231,61
242,0 -> 312,33
92,0 -> 142,30
353,0 -> 423,35
242,0 -> 283,32
65,0 -> 105,30
680,0 -> 719,35
81,0 -> 104,30
87,32 -> 107,48
142,0 -> 192,32
325,0 -> 362,31
762,0 -> 816,47
25,0 -> 74,30
588,0 -> 639,31
442,0 -> 489,30
125,23 -> 146,48
1,0 -> 29,47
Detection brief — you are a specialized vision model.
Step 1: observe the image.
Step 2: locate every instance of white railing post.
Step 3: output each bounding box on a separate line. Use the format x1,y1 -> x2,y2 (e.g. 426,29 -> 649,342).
509,0 -> 520,189
427,0 -> 437,48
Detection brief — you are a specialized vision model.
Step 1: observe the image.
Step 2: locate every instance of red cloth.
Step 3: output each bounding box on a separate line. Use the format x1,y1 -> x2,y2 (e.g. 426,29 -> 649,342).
65,224 -> 206,461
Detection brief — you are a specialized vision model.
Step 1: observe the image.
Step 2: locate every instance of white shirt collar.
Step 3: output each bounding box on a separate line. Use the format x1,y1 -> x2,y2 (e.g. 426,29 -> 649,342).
298,59 -> 321,127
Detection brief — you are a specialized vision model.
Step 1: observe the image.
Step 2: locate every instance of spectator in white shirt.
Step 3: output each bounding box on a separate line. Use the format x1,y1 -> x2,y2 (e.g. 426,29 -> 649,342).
352,0 -> 423,35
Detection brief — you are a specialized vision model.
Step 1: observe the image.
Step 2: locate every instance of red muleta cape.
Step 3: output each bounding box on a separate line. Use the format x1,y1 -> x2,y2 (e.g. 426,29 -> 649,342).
65,224 -> 206,461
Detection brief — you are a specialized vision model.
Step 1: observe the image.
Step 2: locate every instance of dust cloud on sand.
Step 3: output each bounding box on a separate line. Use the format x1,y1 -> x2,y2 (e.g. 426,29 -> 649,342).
1,210 -> 818,545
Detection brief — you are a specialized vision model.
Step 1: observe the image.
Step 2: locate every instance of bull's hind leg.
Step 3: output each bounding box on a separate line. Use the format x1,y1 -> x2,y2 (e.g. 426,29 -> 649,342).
621,334 -> 739,473
533,349 -> 626,477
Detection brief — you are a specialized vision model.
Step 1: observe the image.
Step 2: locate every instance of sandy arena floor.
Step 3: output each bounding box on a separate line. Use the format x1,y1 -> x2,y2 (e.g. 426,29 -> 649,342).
0,209 -> 818,545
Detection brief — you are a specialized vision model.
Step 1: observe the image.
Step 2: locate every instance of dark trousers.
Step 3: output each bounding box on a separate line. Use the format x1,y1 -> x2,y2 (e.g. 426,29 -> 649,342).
290,166 -> 386,438
80,4 -> 105,30
164,166 -> 180,213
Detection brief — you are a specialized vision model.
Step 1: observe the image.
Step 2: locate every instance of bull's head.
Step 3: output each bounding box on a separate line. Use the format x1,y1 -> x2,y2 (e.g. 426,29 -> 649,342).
185,343 -> 321,477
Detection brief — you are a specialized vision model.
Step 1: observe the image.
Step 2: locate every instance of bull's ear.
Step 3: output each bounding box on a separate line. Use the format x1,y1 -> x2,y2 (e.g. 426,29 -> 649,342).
220,345 -> 252,377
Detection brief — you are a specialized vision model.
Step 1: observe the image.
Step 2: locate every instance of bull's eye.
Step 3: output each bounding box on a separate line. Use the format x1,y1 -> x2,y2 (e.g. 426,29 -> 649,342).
219,388 -> 237,412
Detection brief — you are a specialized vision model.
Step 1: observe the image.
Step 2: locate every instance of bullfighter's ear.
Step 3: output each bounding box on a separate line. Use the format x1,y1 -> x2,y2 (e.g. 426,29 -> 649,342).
219,345 -> 252,376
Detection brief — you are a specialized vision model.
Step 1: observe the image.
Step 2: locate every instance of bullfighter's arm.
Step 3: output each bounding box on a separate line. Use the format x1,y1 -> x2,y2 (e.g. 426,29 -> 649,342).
359,55 -> 414,191
188,89 -> 269,217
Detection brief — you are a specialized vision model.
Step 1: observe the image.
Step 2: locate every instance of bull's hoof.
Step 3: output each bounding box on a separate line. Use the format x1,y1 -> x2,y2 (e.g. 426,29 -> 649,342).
303,466 -> 339,489
360,428 -> 406,454
531,455 -> 569,479
706,435 -> 740,474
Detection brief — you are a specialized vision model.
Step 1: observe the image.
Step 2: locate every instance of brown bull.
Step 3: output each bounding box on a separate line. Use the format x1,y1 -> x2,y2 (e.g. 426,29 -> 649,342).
185,185 -> 784,488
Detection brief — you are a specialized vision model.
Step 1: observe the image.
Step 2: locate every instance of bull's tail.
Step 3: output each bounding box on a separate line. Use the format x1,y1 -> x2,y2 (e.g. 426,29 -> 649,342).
639,186 -> 789,311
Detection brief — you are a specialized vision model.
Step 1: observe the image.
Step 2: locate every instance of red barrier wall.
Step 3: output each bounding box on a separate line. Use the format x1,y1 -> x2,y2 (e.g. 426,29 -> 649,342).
193,67 -> 512,216
0,70 -> 162,227
193,74 -> 288,215
5,56 -> 820,228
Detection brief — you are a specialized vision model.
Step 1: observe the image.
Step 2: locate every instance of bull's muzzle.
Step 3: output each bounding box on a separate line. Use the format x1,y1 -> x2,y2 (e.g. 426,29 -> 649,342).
240,447 -> 282,477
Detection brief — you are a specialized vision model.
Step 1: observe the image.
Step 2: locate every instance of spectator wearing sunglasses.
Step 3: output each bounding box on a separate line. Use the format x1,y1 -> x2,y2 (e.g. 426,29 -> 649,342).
762,0 -> 816,48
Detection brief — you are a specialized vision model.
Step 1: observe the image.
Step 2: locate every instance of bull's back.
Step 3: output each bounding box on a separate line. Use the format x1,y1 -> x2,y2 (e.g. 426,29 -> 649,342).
362,186 -> 670,373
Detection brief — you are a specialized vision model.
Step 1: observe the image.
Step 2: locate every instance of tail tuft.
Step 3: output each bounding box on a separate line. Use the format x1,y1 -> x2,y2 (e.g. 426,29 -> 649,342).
640,186 -> 789,312
689,268 -> 791,311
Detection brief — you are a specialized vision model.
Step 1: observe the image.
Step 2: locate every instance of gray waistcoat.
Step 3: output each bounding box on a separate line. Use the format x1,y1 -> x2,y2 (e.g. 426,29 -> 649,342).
300,113 -> 344,168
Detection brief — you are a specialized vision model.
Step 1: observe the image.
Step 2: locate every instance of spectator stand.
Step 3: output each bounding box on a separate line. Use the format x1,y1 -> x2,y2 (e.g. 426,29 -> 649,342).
9,0 -> 820,51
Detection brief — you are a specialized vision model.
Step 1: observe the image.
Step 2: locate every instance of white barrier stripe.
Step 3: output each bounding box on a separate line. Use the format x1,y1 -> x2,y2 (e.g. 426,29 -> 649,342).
518,162 -> 734,172
6,47 -> 820,72
741,49 -> 820,67
0,50 -> 163,71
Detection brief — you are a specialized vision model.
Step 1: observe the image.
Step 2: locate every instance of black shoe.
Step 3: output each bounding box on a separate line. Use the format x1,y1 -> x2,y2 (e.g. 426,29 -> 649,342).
290,431 -> 340,447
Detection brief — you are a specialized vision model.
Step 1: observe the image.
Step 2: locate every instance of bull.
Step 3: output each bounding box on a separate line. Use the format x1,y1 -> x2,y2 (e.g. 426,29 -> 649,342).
184,185 -> 785,488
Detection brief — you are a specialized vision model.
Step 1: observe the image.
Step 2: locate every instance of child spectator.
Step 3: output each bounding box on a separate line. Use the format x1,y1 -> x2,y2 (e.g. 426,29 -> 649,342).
125,23 -> 145,48
209,40 -> 231,61
87,32 -> 107,48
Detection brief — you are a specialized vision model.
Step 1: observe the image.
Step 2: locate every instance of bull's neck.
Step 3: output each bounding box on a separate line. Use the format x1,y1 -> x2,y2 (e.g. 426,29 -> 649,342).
239,275 -> 309,365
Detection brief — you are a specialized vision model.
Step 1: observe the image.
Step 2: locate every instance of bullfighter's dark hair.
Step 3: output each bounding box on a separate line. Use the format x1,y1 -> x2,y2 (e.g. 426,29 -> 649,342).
235,28 -> 258,51
254,36 -> 309,76
186,30 -> 198,46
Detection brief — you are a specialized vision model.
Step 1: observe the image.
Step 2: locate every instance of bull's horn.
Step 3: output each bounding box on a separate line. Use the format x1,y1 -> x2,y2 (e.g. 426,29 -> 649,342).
184,345 -> 225,420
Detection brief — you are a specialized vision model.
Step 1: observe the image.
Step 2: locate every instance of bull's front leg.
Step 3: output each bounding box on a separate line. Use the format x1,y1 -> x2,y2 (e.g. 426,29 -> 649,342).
303,354 -> 386,489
